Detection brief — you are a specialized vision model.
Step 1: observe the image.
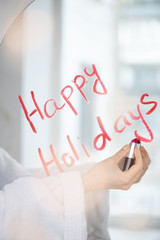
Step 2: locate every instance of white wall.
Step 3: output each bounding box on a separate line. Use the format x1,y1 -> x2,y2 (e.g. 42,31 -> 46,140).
0,11 -> 23,161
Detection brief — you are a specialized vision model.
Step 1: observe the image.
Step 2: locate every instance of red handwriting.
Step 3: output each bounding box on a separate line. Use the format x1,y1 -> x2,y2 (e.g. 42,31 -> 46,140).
140,93 -> 158,115
18,92 -> 44,133
38,93 -> 158,175
84,64 -> 107,95
18,64 -> 107,134
38,135 -> 90,176
93,116 -> 111,151
134,104 -> 153,142
18,63 -> 159,175
114,93 -> 157,143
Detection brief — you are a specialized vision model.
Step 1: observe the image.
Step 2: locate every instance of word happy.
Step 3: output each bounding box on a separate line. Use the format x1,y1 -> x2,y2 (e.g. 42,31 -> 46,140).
18,64 -> 107,134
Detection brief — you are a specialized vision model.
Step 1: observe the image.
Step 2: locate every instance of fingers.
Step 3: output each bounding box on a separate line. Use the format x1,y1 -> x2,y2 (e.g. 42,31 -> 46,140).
133,146 -> 151,183
140,146 -> 151,166
113,144 -> 130,164
141,151 -> 148,172
120,148 -> 144,189
125,146 -> 151,186
83,144 -> 151,192
126,147 -> 143,177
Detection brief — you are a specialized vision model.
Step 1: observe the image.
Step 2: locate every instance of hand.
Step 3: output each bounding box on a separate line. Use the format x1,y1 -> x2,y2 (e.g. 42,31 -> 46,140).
82,145 -> 151,193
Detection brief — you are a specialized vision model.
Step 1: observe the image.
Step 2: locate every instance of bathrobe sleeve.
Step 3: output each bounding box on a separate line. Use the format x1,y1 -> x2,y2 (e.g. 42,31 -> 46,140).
0,148 -> 110,240
32,163 -> 111,240
0,172 -> 87,240
0,148 -> 87,240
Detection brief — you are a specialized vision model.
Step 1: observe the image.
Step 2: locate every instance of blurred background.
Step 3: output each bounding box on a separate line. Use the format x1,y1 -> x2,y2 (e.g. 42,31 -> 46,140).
0,0 -> 160,239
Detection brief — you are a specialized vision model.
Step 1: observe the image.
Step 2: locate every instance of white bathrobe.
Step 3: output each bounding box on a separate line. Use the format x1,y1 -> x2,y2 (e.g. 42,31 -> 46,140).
0,148 -> 110,240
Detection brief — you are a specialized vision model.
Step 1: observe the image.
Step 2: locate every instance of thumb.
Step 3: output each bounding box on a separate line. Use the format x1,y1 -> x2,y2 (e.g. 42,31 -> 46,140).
112,144 -> 130,163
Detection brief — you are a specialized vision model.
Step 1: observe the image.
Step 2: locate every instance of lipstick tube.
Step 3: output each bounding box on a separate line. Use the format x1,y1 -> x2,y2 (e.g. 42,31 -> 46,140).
123,138 -> 141,171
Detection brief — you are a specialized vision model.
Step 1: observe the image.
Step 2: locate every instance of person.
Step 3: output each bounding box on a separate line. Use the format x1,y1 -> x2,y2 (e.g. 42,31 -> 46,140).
0,2 -> 151,239
0,144 -> 150,240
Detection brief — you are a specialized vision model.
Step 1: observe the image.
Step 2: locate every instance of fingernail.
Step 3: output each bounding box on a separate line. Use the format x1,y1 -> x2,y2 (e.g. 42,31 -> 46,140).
122,145 -> 129,150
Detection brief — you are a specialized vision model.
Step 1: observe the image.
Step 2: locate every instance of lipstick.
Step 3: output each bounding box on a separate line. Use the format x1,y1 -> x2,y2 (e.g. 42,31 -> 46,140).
123,138 -> 141,171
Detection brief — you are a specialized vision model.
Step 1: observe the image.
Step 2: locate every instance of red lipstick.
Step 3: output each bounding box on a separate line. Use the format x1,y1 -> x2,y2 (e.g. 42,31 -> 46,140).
123,138 -> 141,171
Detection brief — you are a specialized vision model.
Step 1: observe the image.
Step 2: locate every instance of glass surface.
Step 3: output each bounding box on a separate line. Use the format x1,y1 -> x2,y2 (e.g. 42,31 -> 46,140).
1,0 -> 159,237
